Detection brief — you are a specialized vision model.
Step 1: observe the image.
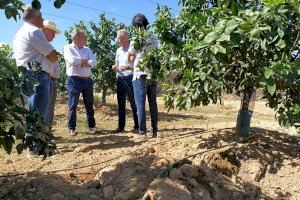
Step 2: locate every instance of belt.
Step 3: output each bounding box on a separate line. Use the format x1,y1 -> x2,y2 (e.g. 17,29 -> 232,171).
71,76 -> 90,80
119,74 -> 133,79
41,71 -> 57,80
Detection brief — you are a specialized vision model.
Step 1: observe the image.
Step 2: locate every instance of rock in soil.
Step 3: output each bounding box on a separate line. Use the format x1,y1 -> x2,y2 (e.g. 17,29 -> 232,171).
238,159 -> 266,182
146,178 -> 192,200
179,164 -> 198,178
96,166 -> 120,187
103,185 -> 114,199
169,168 -> 183,180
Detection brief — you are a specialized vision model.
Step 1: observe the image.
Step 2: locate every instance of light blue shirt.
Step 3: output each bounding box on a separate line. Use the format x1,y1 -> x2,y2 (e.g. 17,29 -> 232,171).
115,46 -> 134,77
63,43 -> 97,77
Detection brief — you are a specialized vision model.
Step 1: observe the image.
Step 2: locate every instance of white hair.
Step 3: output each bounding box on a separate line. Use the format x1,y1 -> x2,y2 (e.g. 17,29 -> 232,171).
71,28 -> 86,41
23,5 -> 41,21
117,29 -> 129,38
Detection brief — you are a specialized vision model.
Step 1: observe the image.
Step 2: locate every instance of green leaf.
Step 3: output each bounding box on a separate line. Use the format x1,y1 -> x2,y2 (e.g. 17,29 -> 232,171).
16,143 -> 25,154
210,44 -> 226,54
200,72 -> 206,81
204,32 -> 219,44
225,20 -> 239,34
240,21 -> 250,30
14,123 -> 25,139
5,8 -> 13,19
204,81 -> 209,93
217,34 -> 230,42
215,20 -> 227,32
250,28 -> 261,38
264,68 -> 274,79
267,82 -> 276,95
278,29 -> 284,38
275,39 -> 286,49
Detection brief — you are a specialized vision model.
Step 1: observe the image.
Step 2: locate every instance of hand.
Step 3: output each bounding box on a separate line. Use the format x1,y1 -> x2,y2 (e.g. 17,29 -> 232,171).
128,55 -> 135,62
120,66 -> 128,71
47,51 -> 59,62
112,64 -> 118,71
82,63 -> 90,68
81,58 -> 88,65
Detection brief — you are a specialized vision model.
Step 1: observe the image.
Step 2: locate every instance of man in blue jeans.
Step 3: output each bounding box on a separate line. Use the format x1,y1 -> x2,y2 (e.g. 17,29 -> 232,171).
63,28 -> 99,136
128,14 -> 159,138
112,29 -> 138,133
13,5 -> 60,157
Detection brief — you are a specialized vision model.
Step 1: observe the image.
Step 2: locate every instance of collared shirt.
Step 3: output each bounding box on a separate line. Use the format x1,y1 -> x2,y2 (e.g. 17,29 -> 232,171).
128,34 -> 159,80
63,43 -> 97,77
115,46 -> 134,77
13,22 -> 54,70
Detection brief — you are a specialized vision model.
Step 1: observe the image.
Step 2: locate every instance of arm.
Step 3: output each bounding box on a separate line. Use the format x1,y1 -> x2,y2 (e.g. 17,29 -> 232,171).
31,30 -> 55,59
128,41 -> 136,62
47,51 -> 59,62
85,47 -> 97,67
120,65 -> 134,71
63,45 -> 82,66
112,49 -> 119,71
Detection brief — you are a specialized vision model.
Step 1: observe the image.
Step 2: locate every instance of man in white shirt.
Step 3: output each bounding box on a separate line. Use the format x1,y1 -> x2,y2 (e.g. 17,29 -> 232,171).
112,29 -> 138,133
41,20 -> 61,127
13,5 -> 59,155
63,28 -> 99,136
128,13 -> 159,138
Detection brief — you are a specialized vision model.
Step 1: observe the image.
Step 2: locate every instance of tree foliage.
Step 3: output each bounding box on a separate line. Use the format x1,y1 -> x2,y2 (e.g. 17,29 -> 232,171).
0,44 -> 56,157
149,0 -> 299,131
0,0 -> 66,20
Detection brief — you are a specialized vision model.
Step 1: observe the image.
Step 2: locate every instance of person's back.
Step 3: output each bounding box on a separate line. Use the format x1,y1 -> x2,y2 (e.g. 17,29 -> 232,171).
13,6 -> 53,69
13,23 -> 50,67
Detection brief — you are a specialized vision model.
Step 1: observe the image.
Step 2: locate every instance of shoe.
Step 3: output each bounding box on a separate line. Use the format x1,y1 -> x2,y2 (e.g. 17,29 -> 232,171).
138,133 -> 147,139
114,127 -> 124,133
152,133 -> 158,138
90,127 -> 100,134
27,150 -> 39,158
69,129 -> 76,136
131,128 -> 139,134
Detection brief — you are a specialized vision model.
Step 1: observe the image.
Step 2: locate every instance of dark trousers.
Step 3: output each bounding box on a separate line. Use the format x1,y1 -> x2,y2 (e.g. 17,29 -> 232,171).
117,75 -> 138,130
132,76 -> 158,134
67,76 -> 96,130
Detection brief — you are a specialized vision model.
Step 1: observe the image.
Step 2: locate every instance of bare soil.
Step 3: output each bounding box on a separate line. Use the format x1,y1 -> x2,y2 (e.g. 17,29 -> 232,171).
0,95 -> 299,200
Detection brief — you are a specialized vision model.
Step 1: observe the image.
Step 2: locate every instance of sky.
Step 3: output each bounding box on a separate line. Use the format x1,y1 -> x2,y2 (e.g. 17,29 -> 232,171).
0,0 -> 181,53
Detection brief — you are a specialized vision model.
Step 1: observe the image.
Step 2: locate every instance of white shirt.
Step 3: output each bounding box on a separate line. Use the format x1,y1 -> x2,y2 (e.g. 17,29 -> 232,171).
128,34 -> 159,80
13,22 -> 54,70
63,43 -> 97,77
115,46 -> 134,77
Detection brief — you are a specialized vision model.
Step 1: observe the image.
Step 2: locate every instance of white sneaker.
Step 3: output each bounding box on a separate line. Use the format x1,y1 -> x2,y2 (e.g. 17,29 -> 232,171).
27,150 -> 39,158
69,129 -> 76,136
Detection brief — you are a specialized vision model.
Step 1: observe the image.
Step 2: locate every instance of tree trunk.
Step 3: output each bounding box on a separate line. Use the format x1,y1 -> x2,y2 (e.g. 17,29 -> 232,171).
236,87 -> 256,138
102,89 -> 107,105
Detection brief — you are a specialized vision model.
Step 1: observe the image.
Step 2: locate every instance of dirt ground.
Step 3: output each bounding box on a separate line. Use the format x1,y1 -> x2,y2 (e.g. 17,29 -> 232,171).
0,94 -> 299,200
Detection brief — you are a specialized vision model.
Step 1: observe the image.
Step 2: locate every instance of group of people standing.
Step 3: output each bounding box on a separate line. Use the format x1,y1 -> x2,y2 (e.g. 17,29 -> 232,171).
13,5 -> 158,156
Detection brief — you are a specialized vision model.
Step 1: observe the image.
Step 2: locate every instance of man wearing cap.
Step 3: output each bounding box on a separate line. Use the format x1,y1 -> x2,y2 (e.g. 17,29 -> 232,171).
63,28 -> 99,136
41,20 -> 61,126
13,5 -> 60,156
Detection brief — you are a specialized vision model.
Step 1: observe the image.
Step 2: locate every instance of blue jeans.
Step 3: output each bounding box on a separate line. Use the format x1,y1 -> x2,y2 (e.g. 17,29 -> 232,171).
133,76 -> 158,134
117,75 -> 138,130
44,78 -> 57,126
67,76 -> 96,130
27,70 -> 51,151
28,71 -> 51,121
